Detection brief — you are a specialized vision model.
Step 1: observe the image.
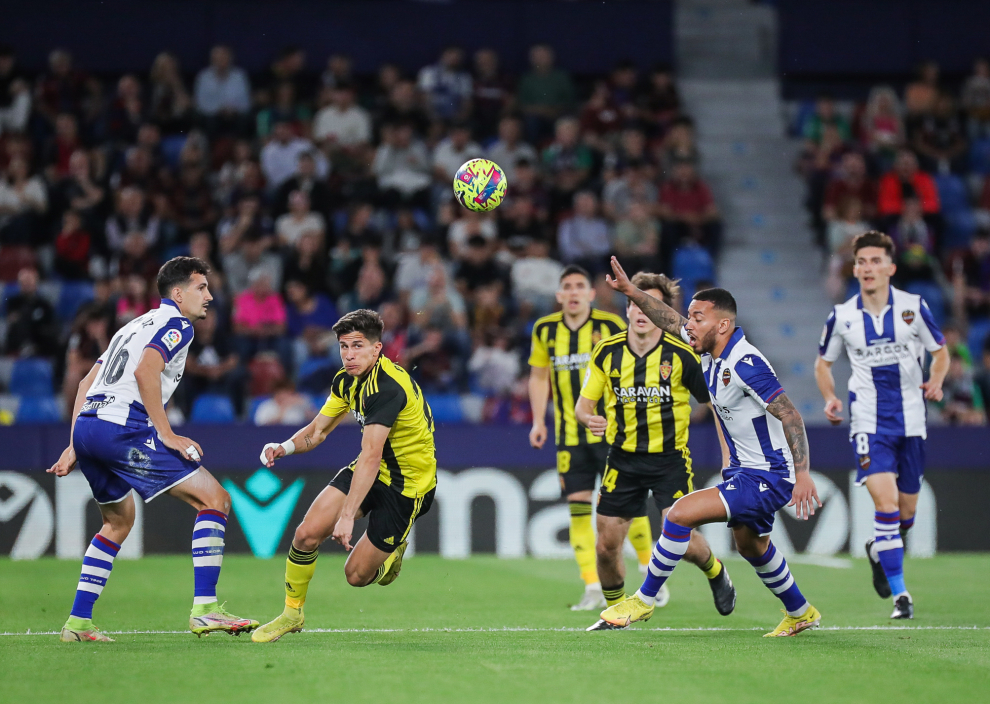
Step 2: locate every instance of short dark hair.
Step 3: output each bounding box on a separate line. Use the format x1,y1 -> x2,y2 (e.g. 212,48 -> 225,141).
157,256 -> 210,298
852,230 -> 895,259
559,264 -> 592,285
692,287 -> 737,317
630,272 -> 680,307
332,309 -> 385,343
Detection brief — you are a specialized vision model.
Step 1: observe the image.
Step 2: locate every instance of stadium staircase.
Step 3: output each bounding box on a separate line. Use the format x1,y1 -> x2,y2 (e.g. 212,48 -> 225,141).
676,0 -> 831,420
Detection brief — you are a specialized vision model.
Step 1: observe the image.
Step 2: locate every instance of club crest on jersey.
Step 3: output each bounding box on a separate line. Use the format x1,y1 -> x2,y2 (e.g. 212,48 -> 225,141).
659,362 -> 672,381
722,368 -> 731,386
161,329 -> 183,351
901,310 -> 915,325
592,330 -> 602,345
858,454 -> 871,470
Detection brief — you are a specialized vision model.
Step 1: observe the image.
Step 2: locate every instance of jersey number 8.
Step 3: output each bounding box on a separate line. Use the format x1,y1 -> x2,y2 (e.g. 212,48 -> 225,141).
854,433 -> 870,455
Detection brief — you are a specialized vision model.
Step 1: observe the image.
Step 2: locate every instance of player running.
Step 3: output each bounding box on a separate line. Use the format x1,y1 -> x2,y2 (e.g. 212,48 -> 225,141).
577,272 -> 736,624
815,231 -> 948,620
48,257 -> 258,642
252,309 -> 436,643
592,257 -> 822,637
529,265 -> 655,611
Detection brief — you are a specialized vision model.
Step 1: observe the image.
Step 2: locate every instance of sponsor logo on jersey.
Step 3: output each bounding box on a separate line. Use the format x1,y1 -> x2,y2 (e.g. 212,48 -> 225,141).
161,329 -> 183,351
901,310 -> 915,325
612,385 -> 671,404
722,368 -> 731,386
853,342 -> 913,366
609,368 -> 621,377
858,454 -> 871,470
352,410 -> 366,426
659,362 -> 672,381
81,395 -> 115,411
551,352 -> 590,371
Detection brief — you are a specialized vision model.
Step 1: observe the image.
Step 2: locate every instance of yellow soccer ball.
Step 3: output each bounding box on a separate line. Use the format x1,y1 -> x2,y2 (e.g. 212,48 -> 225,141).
452,158 -> 508,212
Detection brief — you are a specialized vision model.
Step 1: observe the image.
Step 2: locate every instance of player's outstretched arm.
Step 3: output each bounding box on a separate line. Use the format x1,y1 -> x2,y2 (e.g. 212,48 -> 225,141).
813,356 -> 843,425
260,410 -> 345,467
48,361 -> 102,477
766,392 -> 822,520
332,423 -> 389,551
604,256 -> 686,335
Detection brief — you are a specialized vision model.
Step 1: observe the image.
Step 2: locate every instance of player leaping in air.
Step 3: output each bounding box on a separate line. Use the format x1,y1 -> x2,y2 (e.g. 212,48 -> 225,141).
815,231 -> 948,620
252,309 -> 437,643
590,257 -> 822,637
49,257 -> 258,642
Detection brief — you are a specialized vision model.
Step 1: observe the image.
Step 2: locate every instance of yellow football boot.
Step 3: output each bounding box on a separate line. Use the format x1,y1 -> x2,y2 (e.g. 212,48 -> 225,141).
587,594 -> 654,631
763,604 -> 822,637
251,607 -> 304,643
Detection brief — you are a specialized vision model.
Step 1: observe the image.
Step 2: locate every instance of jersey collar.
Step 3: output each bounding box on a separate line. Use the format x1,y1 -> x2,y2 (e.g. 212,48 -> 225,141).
855,285 -> 893,313
717,327 -> 745,360
160,299 -> 181,311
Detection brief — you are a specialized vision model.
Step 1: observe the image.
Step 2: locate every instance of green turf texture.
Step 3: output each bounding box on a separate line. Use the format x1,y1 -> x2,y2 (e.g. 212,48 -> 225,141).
1,555 -> 987,703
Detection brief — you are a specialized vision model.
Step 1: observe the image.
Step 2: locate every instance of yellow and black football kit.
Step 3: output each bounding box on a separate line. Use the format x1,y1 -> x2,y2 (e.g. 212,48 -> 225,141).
579,329 -> 709,518
321,354 -> 437,553
529,308 -> 626,494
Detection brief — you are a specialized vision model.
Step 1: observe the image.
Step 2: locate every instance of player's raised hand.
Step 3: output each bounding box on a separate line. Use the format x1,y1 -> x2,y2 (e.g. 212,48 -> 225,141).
823,397 -> 843,425
47,446 -> 77,476
604,256 -> 634,294
332,516 -> 354,551
529,422 -> 547,449
587,415 -> 608,437
260,442 -> 287,467
920,379 -> 943,402
788,471 -> 822,521
164,433 -> 204,462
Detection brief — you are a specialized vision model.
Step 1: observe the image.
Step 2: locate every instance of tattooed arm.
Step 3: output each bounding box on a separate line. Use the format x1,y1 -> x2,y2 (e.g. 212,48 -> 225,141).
604,256 -> 686,335
261,409 -> 347,467
766,392 -> 821,519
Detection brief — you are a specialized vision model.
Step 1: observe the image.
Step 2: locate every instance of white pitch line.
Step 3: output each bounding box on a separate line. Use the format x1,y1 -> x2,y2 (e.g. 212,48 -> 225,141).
3,625 -> 988,637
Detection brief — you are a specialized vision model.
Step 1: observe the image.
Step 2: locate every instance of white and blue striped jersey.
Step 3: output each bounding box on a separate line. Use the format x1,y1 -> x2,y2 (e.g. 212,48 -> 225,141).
684,327 -> 795,482
81,299 -> 195,426
819,286 -> 945,438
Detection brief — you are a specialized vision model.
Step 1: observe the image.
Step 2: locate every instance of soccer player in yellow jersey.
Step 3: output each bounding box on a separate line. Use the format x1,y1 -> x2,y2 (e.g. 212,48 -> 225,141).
251,310 -> 436,643
575,272 -> 736,624
529,265 -> 656,611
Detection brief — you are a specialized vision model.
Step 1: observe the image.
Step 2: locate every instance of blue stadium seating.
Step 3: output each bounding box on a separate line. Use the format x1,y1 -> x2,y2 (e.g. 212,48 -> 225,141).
17,395 -> 61,423
967,318 -> 990,362
56,281 -> 95,322
9,358 -> 54,396
969,138 -> 990,175
934,174 -> 969,213
672,244 -> 715,302
247,395 -> 270,422
190,394 -> 236,423
161,135 -> 187,169
943,209 -> 977,250
298,356 -> 335,380
427,394 -> 463,424
904,281 -> 947,327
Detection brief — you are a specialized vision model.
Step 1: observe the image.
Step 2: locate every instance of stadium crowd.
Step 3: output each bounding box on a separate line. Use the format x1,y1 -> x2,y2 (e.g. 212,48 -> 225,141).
794,59 -> 990,425
0,43 -> 721,424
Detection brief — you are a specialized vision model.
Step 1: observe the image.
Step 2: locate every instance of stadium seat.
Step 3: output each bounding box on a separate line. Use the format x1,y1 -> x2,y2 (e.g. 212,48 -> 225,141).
190,394 -> 236,423
969,138 -> 990,175
904,281 -> 947,327
56,281 -> 95,322
967,318 -> 990,362
934,174 -> 968,213
427,394 -> 464,424
247,395 -> 270,422
9,358 -> 54,396
161,135 -> 187,169
943,209 -> 977,251
248,355 -> 286,396
16,395 -> 61,423
298,356 -> 335,381
672,244 -> 715,302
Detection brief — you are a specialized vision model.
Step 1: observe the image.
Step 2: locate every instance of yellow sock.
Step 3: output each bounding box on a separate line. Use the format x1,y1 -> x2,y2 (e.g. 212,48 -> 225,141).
628,516 -> 653,567
602,583 -> 626,606
700,551 -> 723,580
284,545 -> 318,609
569,502 -> 598,585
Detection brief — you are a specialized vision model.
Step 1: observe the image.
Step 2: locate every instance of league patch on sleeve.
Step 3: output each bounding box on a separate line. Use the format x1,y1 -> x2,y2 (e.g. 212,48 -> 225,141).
161,329 -> 183,351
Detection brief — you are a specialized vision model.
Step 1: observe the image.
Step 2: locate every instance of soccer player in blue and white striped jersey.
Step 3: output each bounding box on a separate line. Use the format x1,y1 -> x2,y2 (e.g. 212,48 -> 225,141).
815,231 -> 949,620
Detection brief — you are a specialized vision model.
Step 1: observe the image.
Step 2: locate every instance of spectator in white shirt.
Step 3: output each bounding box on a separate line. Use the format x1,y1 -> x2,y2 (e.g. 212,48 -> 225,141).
275,189 -> 326,248
447,210 -> 498,260
372,122 -> 431,208
260,120 -> 328,192
418,46 -> 472,122
254,379 -> 316,426
194,45 -> 251,136
557,190 -> 611,272
432,122 -> 484,182
312,83 -> 372,149
486,116 -> 537,184
510,238 -> 564,316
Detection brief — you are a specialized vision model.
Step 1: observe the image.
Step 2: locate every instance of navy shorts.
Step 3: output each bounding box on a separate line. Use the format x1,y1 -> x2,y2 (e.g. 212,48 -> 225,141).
851,433 -> 925,494
73,416 -> 201,504
716,469 -> 793,537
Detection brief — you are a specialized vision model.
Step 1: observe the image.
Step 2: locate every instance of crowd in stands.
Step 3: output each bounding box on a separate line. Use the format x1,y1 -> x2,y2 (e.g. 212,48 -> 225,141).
794,59 -> 990,425
0,42 -> 722,424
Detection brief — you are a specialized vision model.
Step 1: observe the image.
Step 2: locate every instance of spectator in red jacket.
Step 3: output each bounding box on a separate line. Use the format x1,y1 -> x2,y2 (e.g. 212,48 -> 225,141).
877,149 -> 940,221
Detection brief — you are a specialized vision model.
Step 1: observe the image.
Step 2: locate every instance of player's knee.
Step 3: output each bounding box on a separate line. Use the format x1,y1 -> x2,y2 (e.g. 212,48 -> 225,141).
874,498 -> 898,514
344,563 -> 371,587
292,523 -> 321,552
211,487 -> 232,515
665,501 -> 688,526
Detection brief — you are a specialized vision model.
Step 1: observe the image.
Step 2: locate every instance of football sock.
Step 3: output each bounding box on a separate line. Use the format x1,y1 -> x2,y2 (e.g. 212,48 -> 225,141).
568,502 -> 598,585
602,583 -> 626,606
191,509 -> 227,612
875,510 -> 907,596
900,515 -> 915,542
285,545 -> 319,608
636,518 -> 690,600
628,516 -> 653,568
699,550 -> 724,580
69,534 -> 121,622
746,541 -> 809,617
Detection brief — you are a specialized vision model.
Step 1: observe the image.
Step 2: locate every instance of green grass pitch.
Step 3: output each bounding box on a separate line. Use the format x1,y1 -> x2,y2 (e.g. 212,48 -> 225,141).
2,555 -> 988,703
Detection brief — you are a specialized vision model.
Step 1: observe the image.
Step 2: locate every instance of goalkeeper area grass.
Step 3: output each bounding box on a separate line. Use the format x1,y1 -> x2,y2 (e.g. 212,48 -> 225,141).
1,554 -> 987,703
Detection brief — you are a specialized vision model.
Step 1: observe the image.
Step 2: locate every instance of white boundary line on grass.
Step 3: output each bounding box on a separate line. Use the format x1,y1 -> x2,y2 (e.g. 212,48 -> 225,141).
3,625 -> 988,637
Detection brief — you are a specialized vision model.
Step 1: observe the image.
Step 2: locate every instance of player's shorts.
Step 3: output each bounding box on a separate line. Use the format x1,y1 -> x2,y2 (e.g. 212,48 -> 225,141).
329,464 -> 436,554
73,416 -> 201,504
851,432 -> 925,494
596,447 -> 694,519
556,442 -> 610,495
716,469 -> 794,537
